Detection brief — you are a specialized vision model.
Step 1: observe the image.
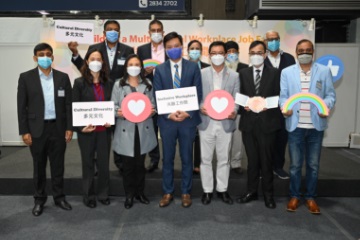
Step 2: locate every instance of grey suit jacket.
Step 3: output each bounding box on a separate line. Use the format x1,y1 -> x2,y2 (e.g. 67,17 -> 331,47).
111,79 -> 157,157
198,66 -> 240,133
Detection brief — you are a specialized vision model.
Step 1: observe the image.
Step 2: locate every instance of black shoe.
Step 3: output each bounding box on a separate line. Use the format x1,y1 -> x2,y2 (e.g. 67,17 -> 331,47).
264,196 -> 276,209
55,200 -> 72,210
99,198 -> 111,205
232,167 -> 243,175
135,194 -> 150,204
32,204 -> 44,216
201,192 -> 213,205
237,192 -> 258,203
124,197 -> 134,209
84,199 -> 97,208
147,163 -> 158,173
216,191 -> 233,205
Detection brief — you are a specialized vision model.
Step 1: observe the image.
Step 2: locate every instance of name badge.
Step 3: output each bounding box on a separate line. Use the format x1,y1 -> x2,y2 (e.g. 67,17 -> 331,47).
58,89 -> 65,97
117,59 -> 125,65
316,81 -> 322,90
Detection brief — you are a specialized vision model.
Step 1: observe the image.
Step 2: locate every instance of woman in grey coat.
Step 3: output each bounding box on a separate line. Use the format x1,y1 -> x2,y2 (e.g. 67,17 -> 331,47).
111,54 -> 157,209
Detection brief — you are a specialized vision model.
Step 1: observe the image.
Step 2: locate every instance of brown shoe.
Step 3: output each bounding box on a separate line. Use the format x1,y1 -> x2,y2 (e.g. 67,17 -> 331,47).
159,194 -> 173,208
181,194 -> 192,208
286,197 -> 300,212
306,200 -> 321,214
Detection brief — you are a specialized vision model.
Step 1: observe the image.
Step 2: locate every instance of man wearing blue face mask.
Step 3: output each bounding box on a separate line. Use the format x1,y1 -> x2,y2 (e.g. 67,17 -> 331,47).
225,41 -> 248,176
153,32 -> 202,208
17,43 -> 73,216
264,30 -> 296,180
68,20 -> 134,174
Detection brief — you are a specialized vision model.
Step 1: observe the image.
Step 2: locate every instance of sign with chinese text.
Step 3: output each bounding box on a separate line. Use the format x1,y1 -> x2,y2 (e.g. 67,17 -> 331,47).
155,86 -> 199,114
72,101 -> 115,126
55,20 -> 94,44
121,92 -> 152,123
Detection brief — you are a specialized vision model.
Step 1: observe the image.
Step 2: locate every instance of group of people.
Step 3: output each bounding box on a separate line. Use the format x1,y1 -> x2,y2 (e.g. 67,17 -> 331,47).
17,19 -> 336,217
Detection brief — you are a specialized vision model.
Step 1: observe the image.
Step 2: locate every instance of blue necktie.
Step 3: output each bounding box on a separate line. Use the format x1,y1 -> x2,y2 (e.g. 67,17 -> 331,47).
173,64 -> 181,89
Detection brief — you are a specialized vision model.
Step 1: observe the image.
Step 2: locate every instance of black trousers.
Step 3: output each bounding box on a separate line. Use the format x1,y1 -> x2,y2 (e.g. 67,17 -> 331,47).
148,114 -> 160,166
273,117 -> 288,170
78,130 -> 111,202
242,119 -> 276,197
30,121 -> 66,205
193,130 -> 201,168
122,126 -> 146,197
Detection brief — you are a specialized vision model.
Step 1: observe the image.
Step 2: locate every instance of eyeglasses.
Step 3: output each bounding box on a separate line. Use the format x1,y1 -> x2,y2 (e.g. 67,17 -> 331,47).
249,52 -> 264,56
297,48 -> 313,54
265,38 -> 279,41
209,52 -> 225,56
150,29 -> 163,33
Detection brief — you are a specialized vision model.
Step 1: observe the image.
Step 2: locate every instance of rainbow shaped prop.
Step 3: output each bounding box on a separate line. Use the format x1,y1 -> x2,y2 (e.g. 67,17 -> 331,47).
282,93 -> 329,116
143,59 -> 161,68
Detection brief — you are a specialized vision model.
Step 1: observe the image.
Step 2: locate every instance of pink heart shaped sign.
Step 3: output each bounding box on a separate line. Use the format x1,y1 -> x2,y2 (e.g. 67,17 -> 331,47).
121,92 -> 152,123
204,90 -> 234,120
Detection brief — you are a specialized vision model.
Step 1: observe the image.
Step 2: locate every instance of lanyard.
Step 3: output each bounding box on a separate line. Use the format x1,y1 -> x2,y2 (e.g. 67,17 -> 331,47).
92,84 -> 104,101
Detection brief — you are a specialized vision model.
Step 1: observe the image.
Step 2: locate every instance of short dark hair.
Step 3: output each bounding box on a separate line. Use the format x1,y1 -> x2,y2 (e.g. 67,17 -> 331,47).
296,39 -> 314,51
120,54 -> 152,91
104,20 -> 120,31
163,32 -> 183,47
249,40 -> 266,52
208,41 -> 226,54
80,48 -> 109,85
33,43 -> 53,56
149,19 -> 163,30
225,41 -> 239,52
187,40 -> 203,51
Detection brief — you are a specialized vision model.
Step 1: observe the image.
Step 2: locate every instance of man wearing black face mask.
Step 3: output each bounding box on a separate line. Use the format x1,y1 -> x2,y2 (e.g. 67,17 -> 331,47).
68,20 -> 134,174
17,43 -> 73,216
280,39 -> 336,214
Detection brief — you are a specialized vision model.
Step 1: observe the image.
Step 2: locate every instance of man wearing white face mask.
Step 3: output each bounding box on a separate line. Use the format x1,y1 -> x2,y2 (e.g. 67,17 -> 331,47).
137,19 -> 167,173
280,39 -> 335,214
69,20 -> 134,174
264,30 -> 296,180
237,41 -> 281,209
198,41 -> 239,205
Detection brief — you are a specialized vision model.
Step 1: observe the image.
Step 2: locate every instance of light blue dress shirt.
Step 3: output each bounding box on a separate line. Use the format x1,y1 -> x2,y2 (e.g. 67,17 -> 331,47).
38,68 -> 56,120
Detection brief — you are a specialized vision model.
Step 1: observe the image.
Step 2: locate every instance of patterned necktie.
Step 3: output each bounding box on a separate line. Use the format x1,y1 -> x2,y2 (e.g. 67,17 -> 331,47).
173,64 -> 181,89
255,69 -> 261,95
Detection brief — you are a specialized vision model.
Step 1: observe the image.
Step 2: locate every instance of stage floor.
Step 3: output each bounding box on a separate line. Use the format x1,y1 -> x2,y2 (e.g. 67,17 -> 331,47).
0,141 -> 360,197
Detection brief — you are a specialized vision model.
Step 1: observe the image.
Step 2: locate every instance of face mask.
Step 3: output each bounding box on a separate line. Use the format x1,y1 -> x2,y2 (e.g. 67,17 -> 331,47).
106,30 -> 119,43
267,40 -> 280,52
151,33 -> 163,44
127,66 -> 141,77
37,57 -> 52,69
188,50 -> 201,61
226,53 -> 239,63
250,55 -> 264,66
166,47 -> 182,60
88,61 -> 102,73
211,55 -> 225,66
297,53 -> 313,64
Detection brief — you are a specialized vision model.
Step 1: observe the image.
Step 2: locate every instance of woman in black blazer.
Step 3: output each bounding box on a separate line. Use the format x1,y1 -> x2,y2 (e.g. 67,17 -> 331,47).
72,48 -> 114,208
187,40 -> 210,175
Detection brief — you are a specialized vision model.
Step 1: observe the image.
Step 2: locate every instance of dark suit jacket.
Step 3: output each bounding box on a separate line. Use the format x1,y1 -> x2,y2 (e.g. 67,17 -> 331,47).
137,42 -> 168,81
200,61 -> 210,69
17,68 -> 72,138
239,65 -> 281,134
236,62 -> 248,73
71,42 -> 134,80
264,51 -> 296,72
153,58 -> 202,128
72,77 -> 114,132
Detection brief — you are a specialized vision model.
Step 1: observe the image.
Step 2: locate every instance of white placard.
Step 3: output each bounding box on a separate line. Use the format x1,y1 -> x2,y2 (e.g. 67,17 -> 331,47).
72,101 -> 115,127
55,20 -> 94,44
235,93 -> 279,109
155,87 -> 199,114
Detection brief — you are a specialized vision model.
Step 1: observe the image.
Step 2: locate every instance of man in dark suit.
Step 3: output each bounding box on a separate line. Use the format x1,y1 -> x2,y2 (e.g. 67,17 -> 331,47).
68,20 -> 134,173
153,32 -> 202,208
237,40 -> 281,209
264,30 -> 296,180
137,19 -> 167,173
225,41 -> 248,175
17,43 -> 73,216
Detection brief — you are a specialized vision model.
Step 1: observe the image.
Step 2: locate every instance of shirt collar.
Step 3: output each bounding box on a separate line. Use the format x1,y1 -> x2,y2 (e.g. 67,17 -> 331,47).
170,58 -> 182,68
253,64 -> 264,73
38,68 -> 53,78
152,42 -> 164,52
266,49 -> 283,56
105,40 -> 117,50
